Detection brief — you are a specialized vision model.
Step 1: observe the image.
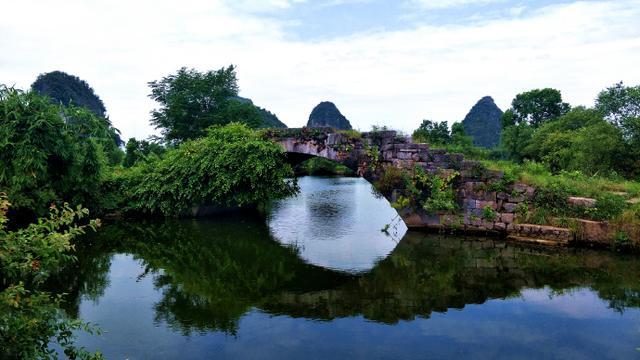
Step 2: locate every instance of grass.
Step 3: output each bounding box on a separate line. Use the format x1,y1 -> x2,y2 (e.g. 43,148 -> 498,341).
481,159 -> 640,199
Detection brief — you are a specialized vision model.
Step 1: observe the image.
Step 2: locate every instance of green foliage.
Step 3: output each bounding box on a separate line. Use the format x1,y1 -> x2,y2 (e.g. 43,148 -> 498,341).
505,88 -> 570,128
149,66 -> 277,143
375,166 -> 407,197
337,129 -> 362,139
0,86 -> 112,219
0,195 -> 103,359
412,120 -> 450,145
123,137 -> 165,168
395,167 -> 458,213
296,157 -> 354,176
591,193 -> 627,221
482,205 -> 497,221
115,123 -> 299,216
500,122 -> 534,161
525,107 -> 625,175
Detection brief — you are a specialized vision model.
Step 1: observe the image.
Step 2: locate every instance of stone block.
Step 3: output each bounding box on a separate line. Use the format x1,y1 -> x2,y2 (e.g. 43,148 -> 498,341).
512,183 -> 528,193
508,194 -> 526,203
574,219 -> 611,245
568,197 -> 597,208
500,213 -> 515,223
494,222 -> 507,231
463,199 -> 476,209
497,192 -> 509,200
503,203 -> 518,213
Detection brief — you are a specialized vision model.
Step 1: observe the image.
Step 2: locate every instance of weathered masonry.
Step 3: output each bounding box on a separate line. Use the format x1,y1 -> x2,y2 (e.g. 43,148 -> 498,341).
265,127 -> 633,248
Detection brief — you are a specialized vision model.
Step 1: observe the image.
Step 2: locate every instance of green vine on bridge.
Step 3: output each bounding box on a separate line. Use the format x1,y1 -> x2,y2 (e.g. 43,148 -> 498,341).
388,166 -> 459,214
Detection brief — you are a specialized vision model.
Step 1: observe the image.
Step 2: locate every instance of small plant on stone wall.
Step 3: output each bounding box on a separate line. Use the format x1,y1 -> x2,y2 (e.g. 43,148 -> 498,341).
364,143 -> 381,170
515,202 -> 530,223
391,195 -> 411,210
375,167 -> 409,197
482,205 -> 497,222
613,230 -> 631,251
413,167 -> 459,214
486,169 -> 517,193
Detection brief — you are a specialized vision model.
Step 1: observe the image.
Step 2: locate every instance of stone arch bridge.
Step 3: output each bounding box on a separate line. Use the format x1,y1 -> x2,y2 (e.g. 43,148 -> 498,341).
264,127 -> 577,247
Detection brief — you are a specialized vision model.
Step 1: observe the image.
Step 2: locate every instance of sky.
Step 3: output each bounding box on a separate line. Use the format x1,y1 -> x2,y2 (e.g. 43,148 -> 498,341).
1,0 -> 640,140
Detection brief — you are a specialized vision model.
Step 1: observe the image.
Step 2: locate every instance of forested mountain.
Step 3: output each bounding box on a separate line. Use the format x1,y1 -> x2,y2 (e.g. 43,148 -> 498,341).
461,96 -> 503,148
31,71 -> 107,117
231,96 -> 287,128
307,101 -> 352,130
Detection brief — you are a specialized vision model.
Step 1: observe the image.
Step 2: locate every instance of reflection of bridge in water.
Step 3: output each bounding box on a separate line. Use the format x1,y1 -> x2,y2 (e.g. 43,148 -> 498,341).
59,220 -> 640,335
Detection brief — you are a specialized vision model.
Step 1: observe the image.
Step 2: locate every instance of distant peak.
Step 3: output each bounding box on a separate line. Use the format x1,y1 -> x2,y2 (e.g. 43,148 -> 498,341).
307,101 -> 352,130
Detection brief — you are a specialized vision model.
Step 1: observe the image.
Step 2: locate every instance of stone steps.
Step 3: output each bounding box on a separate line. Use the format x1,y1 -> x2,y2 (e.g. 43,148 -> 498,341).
507,235 -> 566,247
509,224 -> 572,245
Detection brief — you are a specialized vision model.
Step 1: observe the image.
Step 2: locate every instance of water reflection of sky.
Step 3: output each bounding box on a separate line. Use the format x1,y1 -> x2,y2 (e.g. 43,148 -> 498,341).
267,176 -> 407,273
76,256 -> 640,359
66,176 -> 640,359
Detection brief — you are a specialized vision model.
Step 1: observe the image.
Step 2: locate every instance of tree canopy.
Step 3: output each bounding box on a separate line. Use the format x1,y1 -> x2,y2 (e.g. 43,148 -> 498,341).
149,66 -> 257,143
503,88 -> 570,128
0,86 -> 115,219
114,123 -> 298,216
412,120 -> 451,145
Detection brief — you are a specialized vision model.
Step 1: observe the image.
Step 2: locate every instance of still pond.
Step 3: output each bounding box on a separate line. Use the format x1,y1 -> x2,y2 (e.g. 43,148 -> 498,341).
55,176 -> 640,359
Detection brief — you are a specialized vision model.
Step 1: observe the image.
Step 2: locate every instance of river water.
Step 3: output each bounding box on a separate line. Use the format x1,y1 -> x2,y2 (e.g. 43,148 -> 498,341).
58,176 -> 640,359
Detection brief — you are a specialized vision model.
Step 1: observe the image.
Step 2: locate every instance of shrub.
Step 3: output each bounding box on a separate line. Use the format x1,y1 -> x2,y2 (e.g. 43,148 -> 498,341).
115,123 -> 299,216
0,195 -> 103,359
591,193 -> 627,220
482,205 -> 497,221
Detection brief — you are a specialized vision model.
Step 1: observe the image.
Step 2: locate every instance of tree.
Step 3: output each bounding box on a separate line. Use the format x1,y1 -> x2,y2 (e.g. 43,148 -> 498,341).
525,107 -> 624,175
500,122 -> 534,162
596,82 -> 640,141
148,66 -> 244,143
123,137 -> 165,168
116,123 -> 298,216
595,82 -> 640,176
0,86 -> 110,219
506,88 -> 570,128
0,195 -> 103,359
412,120 -> 451,145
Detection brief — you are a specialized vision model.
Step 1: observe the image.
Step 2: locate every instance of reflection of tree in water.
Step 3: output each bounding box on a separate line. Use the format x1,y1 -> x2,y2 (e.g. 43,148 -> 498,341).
56,220 -> 640,335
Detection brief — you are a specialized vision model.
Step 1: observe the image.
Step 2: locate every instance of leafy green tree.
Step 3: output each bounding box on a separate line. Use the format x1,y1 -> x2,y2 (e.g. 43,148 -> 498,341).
0,196 -> 103,359
500,122 -> 534,162
62,106 -> 124,166
116,123 -> 298,216
148,66 -> 248,143
595,82 -> 640,176
123,138 -> 165,168
595,82 -> 640,129
525,107 -> 624,175
0,86 -> 109,219
505,88 -> 570,128
412,120 -> 451,145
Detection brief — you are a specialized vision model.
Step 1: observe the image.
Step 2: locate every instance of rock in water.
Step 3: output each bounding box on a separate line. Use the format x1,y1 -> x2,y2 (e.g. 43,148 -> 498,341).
462,96 -> 503,148
307,101 -> 352,130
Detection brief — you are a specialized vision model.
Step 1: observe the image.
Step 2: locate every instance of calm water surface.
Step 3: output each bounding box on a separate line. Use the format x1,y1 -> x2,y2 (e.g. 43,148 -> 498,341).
57,176 -> 640,359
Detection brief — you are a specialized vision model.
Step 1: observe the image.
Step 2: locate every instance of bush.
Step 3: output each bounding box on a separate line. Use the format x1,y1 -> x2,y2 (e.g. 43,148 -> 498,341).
0,195 -> 103,359
0,86 -> 114,220
591,193 -> 627,220
115,123 -> 299,217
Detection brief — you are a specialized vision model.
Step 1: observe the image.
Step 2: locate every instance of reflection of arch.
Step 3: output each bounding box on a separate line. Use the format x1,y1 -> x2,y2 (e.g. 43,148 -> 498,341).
60,221 -> 640,335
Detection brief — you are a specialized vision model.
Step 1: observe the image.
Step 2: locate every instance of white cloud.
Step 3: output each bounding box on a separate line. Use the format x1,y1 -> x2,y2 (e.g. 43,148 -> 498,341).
410,0 -> 505,10
1,0 -> 640,140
